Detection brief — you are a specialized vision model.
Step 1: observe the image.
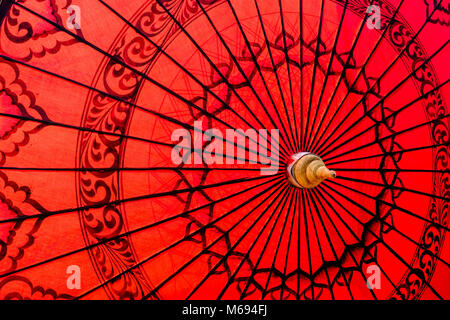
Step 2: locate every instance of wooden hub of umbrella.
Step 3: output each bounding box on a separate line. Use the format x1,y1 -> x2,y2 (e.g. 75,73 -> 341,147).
286,152 -> 336,189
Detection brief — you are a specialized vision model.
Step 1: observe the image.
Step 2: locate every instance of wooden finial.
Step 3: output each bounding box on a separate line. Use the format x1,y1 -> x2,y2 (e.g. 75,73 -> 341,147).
287,153 -> 336,189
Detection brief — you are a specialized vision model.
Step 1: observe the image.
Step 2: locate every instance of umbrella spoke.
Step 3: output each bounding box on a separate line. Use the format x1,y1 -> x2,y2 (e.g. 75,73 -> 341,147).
141,182 -> 290,300
308,0 -> 406,153
260,187 -> 297,299
304,0 -> 350,151
223,0 -> 297,154
313,1 -> 447,156
97,0 -> 289,159
277,0 -> 300,151
0,166 -> 281,172
216,186 -> 293,299
319,184 -> 445,300
185,184 -> 291,299
326,142 -> 448,166
280,189 -> 299,300
300,190 -> 315,299
253,0 -> 299,153
76,178 -> 287,299
0,176 -> 283,280
9,2 -> 285,162
306,0 -> 377,152
296,184 -> 301,299
224,0 -> 298,153
299,0 -> 304,150
0,173 -> 282,225
0,0 -> 446,301
302,0 -> 326,150
324,180 -> 450,233
334,175 -> 449,201
306,190 -> 379,300
315,187 -> 450,271
303,190 -> 336,300
154,0 -> 294,155
321,79 -> 450,159
0,56 -> 282,164
307,190 -> 355,299
311,188 -> 406,299
332,168 -> 449,174
318,42 -> 449,157
237,188 -> 295,299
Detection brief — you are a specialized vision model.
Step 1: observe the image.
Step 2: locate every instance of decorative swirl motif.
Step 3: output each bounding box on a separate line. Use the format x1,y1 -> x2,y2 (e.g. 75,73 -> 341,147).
0,171 -> 48,274
0,275 -> 74,300
178,0 -> 448,299
333,0 -> 449,300
0,0 -> 444,301
77,39 -> 148,301
425,0 -> 450,26
0,58 -> 50,277
147,15 -> 397,299
122,36 -> 156,68
389,20 -> 448,302
77,0 -> 221,300
0,59 -> 50,166
75,0 -> 447,299
103,58 -> 141,100
0,0 -> 78,61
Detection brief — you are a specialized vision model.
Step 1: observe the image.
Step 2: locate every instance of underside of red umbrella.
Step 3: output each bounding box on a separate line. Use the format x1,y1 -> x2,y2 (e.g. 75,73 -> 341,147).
0,0 -> 448,300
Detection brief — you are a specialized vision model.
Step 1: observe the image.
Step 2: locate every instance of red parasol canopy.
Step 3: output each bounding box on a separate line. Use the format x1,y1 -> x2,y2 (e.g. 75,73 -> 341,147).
0,0 -> 448,300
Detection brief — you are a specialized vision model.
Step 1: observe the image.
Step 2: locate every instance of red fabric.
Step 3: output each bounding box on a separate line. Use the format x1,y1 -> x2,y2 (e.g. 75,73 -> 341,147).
0,0 -> 448,300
